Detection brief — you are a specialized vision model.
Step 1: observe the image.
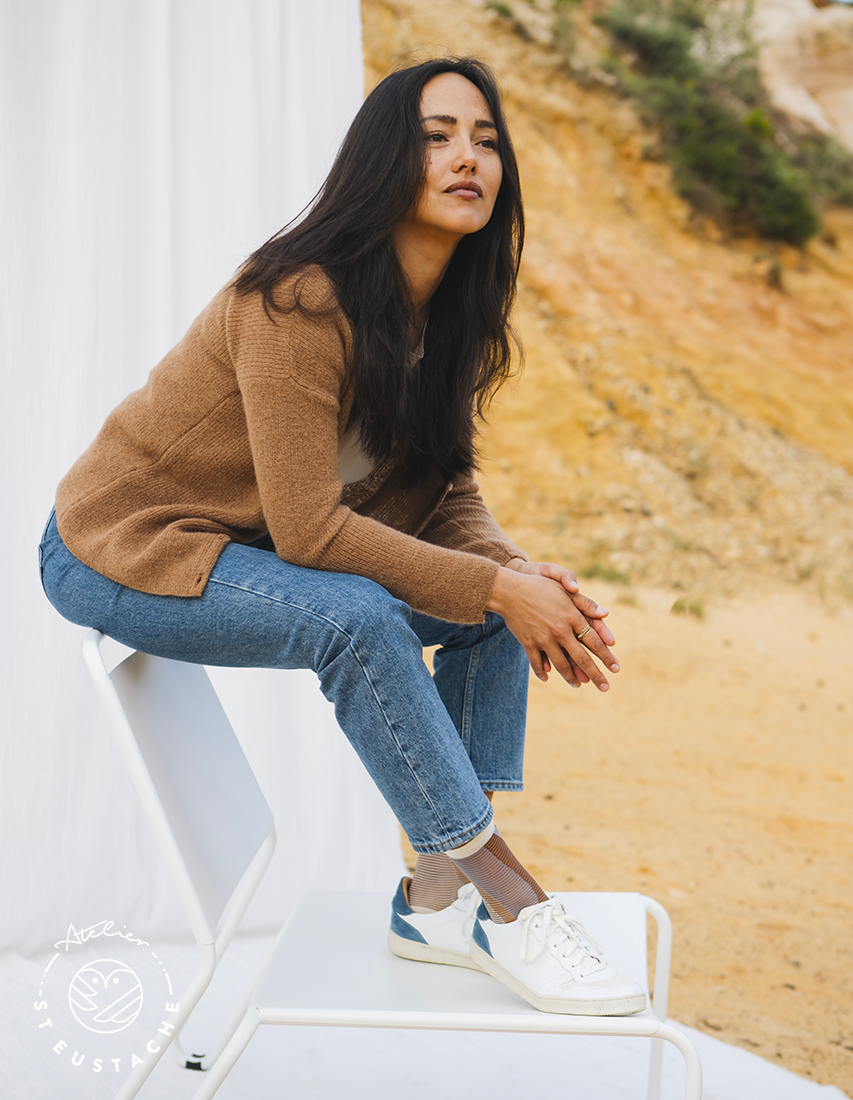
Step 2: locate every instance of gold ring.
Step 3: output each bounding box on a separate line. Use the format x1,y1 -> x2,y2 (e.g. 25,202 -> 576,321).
575,624 -> 592,641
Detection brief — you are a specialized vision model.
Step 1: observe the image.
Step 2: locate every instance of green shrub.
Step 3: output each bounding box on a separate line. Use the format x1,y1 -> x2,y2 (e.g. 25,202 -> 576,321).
599,2 -> 702,81
721,62 -> 762,107
746,156 -> 819,244
792,134 -> 853,208
743,107 -> 773,138
645,83 -> 819,244
670,596 -> 705,619
586,0 -> 826,245
580,562 -> 632,585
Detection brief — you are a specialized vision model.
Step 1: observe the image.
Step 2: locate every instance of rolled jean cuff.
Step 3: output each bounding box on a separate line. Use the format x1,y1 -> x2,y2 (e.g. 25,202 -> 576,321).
407,804 -> 495,856
446,819 -> 495,858
480,780 -> 523,792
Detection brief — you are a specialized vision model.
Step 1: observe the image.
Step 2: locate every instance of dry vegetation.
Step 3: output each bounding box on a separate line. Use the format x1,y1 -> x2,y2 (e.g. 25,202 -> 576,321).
363,0 -> 853,1092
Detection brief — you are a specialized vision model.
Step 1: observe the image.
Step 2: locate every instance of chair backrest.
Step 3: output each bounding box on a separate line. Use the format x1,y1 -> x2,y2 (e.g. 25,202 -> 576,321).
83,630 -> 274,945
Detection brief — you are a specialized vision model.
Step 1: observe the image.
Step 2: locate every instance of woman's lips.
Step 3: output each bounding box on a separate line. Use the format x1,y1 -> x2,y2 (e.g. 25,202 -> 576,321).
445,181 -> 483,198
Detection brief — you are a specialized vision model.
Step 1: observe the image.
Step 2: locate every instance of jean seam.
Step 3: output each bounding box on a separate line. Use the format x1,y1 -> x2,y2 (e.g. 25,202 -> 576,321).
208,575 -> 458,839
37,509 -> 57,587
459,625 -> 484,755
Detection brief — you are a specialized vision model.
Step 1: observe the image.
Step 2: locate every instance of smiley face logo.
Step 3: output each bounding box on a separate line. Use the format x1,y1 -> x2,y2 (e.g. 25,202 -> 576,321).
68,959 -> 143,1034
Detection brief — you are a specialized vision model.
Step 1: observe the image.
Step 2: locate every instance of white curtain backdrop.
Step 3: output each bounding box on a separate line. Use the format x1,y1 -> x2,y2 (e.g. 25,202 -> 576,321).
0,0 -> 405,956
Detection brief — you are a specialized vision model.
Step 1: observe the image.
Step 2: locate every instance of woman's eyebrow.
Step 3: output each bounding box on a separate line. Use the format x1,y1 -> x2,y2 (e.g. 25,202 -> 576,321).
420,114 -> 497,130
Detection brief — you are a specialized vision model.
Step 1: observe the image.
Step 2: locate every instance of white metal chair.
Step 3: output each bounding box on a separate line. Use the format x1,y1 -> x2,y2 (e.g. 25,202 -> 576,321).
82,629 -> 277,1099
83,628 -> 703,1100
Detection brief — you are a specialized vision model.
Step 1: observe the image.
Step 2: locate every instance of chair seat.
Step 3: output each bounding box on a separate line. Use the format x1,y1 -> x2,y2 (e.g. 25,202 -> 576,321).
82,631 -> 701,1100
253,890 -> 661,1035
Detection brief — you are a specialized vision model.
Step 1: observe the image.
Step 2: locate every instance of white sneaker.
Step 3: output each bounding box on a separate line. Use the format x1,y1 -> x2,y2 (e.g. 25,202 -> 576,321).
470,897 -> 647,1015
387,878 -> 482,970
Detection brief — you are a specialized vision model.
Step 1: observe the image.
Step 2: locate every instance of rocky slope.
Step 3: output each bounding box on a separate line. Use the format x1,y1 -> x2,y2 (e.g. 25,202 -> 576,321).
756,0 -> 853,150
364,0 -> 853,1092
364,0 -> 853,607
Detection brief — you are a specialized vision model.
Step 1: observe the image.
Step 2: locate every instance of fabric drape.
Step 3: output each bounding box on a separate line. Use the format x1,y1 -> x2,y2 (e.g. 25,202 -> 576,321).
0,0 -> 405,954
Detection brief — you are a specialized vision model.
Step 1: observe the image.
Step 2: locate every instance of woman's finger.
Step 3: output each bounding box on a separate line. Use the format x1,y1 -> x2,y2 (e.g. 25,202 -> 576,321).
570,617 -> 619,674
539,563 -> 578,592
555,620 -> 618,690
524,643 -> 548,682
566,646 -> 610,690
543,642 -> 586,689
564,650 -> 590,684
592,617 -> 616,648
570,590 -> 609,619
523,560 -> 580,592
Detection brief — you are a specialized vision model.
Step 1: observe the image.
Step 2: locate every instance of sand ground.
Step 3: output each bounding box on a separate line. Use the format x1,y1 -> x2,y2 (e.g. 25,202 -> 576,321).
366,0 -> 853,1090
403,587 -> 853,1094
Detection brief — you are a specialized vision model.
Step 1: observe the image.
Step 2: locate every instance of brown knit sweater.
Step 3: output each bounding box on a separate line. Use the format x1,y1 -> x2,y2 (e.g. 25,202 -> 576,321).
55,268 -> 525,623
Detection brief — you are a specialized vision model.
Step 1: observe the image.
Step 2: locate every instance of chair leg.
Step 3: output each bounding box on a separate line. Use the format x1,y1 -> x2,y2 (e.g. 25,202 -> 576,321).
189,1010 -> 261,1100
111,943 -> 217,1100
644,895 -> 677,1099
647,1036 -> 664,1100
173,910 -> 289,1073
656,1023 -> 704,1100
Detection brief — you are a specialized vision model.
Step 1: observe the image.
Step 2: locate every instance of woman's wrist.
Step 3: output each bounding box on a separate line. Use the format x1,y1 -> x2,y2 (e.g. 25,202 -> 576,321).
486,563 -> 522,614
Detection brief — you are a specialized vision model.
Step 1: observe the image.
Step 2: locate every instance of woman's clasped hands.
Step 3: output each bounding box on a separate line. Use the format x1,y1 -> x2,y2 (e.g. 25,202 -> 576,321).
486,558 -> 619,690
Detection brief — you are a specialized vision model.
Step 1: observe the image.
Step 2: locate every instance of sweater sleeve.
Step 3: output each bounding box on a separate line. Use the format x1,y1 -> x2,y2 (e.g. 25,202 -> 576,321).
417,474 -> 527,565
225,280 -> 502,623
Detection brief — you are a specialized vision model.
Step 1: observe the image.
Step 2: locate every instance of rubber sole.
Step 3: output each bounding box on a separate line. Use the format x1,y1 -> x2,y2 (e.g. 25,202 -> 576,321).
387,927 -> 483,971
470,940 -> 647,1015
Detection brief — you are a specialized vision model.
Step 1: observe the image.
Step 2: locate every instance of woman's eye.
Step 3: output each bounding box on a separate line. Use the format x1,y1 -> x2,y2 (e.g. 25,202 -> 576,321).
425,131 -> 448,143
478,138 -> 498,151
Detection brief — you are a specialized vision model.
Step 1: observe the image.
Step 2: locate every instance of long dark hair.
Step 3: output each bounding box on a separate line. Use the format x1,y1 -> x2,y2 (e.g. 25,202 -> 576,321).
234,57 -> 524,486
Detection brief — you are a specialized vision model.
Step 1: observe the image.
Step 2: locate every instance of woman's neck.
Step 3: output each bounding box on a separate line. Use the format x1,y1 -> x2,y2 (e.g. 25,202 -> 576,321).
392,222 -> 459,337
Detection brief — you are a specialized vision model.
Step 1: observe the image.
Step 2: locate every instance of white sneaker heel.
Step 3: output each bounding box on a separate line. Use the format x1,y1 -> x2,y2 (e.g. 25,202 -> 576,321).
388,878 -> 483,970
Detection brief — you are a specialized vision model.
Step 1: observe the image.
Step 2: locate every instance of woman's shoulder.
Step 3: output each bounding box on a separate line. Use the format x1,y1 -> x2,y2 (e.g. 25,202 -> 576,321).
216,265 -> 352,380
225,262 -> 338,309
221,264 -> 346,332
278,263 -> 340,312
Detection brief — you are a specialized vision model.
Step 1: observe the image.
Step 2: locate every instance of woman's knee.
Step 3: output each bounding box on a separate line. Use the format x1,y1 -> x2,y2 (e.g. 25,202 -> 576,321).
39,522 -> 115,630
305,575 -> 417,676
329,575 -> 410,636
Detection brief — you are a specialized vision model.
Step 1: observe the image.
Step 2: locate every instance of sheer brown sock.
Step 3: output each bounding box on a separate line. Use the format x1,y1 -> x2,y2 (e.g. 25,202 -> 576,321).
406,792 -> 493,912
407,852 -> 470,912
448,832 -> 547,924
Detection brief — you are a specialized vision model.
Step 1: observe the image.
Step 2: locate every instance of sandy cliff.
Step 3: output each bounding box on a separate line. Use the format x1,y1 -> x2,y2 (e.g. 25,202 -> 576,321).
755,0 -> 853,149
366,0 -> 853,607
363,0 -> 853,1091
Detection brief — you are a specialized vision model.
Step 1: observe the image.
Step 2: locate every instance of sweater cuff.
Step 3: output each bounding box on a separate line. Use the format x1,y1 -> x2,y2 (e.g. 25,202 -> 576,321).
448,557 -> 501,624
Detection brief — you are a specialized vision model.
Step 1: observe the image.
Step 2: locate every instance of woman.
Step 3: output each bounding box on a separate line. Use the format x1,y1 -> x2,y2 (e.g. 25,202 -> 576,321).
39,58 -> 645,1016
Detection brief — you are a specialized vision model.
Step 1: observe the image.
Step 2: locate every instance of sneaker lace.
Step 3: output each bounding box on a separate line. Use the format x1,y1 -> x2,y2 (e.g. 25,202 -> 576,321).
457,883 -> 482,927
518,900 -> 608,976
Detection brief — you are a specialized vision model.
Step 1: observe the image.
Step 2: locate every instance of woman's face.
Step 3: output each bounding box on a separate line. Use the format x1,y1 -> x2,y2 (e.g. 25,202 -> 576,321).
404,72 -> 504,247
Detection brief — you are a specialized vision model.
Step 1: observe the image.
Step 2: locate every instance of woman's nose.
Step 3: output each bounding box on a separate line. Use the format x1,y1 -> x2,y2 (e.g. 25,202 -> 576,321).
452,139 -> 477,172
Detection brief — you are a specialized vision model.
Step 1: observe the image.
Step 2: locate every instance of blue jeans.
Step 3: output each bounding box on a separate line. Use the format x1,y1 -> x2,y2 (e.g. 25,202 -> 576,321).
39,512 -> 528,854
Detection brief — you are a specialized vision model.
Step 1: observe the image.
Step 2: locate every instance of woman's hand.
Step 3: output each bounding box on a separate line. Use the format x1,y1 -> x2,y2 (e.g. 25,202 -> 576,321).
504,558 -> 615,641
490,560 -> 619,689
